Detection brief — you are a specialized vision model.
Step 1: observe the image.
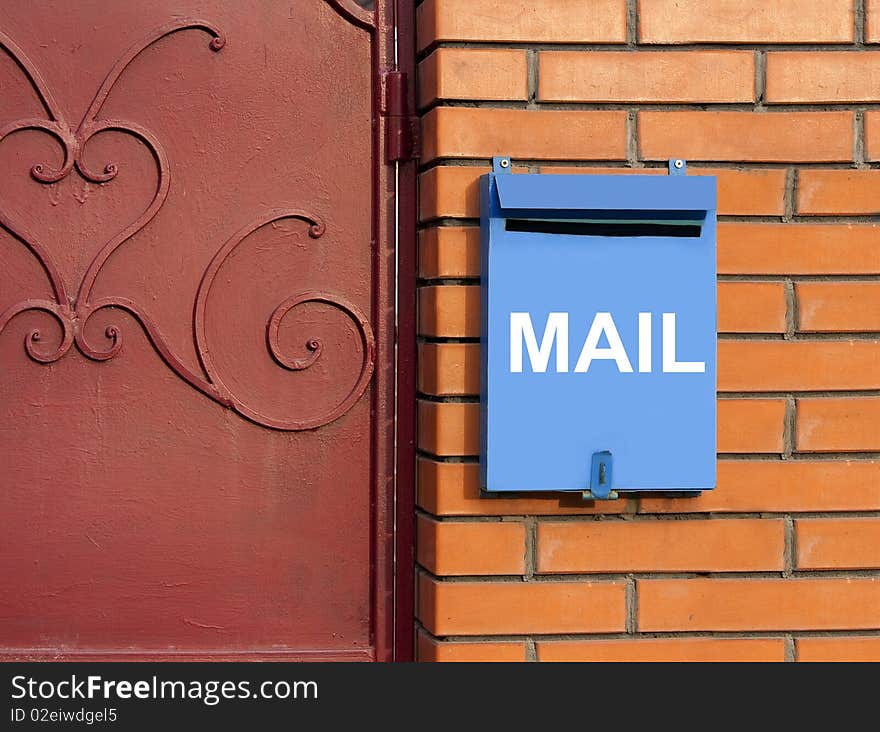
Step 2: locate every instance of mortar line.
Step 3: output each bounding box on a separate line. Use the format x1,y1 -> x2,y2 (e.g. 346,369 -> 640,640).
755,50 -> 767,107
422,41 -> 874,54
626,0 -> 638,47
784,167 -> 797,220
856,0 -> 867,46
420,568 -> 880,583
431,630 -> 880,643
524,517 -> 537,580
784,279 -> 797,338
423,99 -> 879,112
785,635 -> 797,662
784,395 -> 797,459
526,48 -> 539,109
526,638 -> 538,662
419,158 -> 879,174
627,109 -> 641,165
783,515 -> 795,576
626,577 -> 638,634
855,109 -> 867,166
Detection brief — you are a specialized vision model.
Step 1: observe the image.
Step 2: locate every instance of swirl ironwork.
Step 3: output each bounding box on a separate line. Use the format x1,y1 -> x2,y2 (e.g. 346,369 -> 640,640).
0,16 -> 376,431
327,0 -> 375,30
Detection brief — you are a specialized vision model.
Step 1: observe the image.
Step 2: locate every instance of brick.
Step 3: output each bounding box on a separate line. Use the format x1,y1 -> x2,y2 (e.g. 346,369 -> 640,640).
539,50 -> 754,103
717,281 -> 787,333
537,519 -> 784,574
538,638 -> 785,662
421,108 -> 628,164
419,48 -> 528,108
867,112 -> 880,161
766,52 -> 880,103
718,223 -> 880,275
639,112 -> 853,163
639,460 -> 880,514
798,282 -> 880,332
418,400 -> 479,456
797,637 -> 880,662
417,458 -> 636,517
796,518 -> 880,570
638,0 -> 853,44
703,168 -> 787,218
797,170 -> 880,216
418,342 -> 480,396
417,515 -> 526,575
719,341 -> 880,392
419,227 -> 480,279
541,167 -> 786,217
869,0 -> 880,42
420,165 -> 529,224
417,631 -> 527,662
419,286 -> 479,338
418,575 -> 626,635
797,398 -> 880,452
420,166 -> 487,223
717,399 -> 785,453
417,0 -> 626,51
638,578 -> 880,631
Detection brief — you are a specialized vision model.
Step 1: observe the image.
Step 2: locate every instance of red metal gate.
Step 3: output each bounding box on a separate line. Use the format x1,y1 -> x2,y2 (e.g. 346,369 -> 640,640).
0,0 -> 414,661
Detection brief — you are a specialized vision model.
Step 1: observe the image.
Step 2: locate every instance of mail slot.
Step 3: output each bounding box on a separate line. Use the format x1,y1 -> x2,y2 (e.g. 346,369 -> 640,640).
480,157 -> 717,498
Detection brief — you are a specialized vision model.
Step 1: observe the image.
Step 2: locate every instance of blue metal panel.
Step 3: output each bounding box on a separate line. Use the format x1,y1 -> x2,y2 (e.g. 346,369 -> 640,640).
480,160 -> 717,494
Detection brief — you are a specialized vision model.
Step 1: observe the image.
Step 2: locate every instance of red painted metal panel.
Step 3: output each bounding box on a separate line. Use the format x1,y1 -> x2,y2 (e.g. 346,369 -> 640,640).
0,0 -> 409,660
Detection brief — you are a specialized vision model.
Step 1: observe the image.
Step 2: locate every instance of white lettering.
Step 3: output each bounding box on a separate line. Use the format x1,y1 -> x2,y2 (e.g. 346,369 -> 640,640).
638,312 -> 652,373
574,312 -> 633,373
509,311 -> 706,374
510,312 -> 568,373
662,313 -> 706,373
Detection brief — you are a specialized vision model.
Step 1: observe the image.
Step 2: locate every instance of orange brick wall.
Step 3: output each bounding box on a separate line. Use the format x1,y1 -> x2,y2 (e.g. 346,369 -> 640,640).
414,0 -> 880,662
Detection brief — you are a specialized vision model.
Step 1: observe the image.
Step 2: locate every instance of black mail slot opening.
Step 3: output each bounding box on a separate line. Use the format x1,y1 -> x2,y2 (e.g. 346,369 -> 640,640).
505,219 -> 703,238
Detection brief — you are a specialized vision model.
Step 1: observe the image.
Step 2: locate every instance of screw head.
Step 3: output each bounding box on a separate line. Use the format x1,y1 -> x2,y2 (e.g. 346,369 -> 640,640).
500,159 -> 510,168
673,159 -> 684,169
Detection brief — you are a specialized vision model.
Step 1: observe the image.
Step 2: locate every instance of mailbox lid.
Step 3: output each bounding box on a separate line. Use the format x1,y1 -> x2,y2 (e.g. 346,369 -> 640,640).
492,172 -> 716,217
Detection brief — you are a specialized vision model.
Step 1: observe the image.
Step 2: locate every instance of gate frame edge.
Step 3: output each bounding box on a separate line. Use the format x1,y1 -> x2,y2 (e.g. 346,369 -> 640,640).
384,0 -> 417,663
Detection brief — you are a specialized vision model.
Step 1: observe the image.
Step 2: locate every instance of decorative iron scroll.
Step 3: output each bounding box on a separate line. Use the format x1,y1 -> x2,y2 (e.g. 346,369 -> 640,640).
326,0 -> 375,30
0,18 -> 375,431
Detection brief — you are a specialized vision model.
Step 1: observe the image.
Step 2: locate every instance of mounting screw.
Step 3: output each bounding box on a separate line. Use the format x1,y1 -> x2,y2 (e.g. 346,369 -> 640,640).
673,159 -> 684,169
500,158 -> 510,168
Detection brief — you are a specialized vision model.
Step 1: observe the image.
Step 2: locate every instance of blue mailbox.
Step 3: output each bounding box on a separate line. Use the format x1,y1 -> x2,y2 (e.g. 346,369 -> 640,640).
480,158 -> 716,498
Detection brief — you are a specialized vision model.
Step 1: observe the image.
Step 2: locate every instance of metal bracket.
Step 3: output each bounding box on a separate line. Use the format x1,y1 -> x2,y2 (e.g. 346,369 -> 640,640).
492,156 -> 512,174
583,450 -> 616,501
668,158 -> 687,176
